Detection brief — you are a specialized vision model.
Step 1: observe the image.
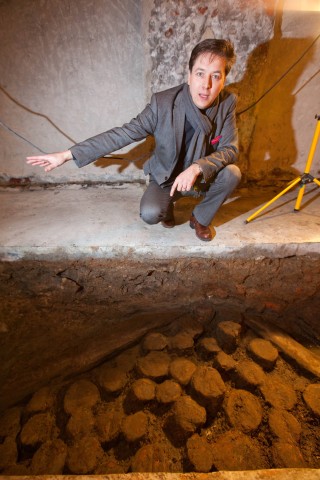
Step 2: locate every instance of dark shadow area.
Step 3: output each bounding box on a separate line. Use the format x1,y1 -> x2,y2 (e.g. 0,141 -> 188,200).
239,36 -> 317,181
240,185 -> 320,223
170,185 -> 285,227
93,137 -> 155,173
229,9 -> 319,183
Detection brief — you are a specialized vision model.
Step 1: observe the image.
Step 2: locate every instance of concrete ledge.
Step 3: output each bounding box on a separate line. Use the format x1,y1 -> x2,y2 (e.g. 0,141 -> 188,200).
1,183 -> 320,262
1,242 -> 320,262
1,468 -> 320,479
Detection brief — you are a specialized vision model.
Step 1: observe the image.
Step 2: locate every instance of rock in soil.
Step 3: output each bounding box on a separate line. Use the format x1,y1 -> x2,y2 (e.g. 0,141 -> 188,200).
272,441 -> 306,468
20,412 -> 59,447
191,366 -> 226,412
268,408 -> 301,444
142,332 -> 168,352
214,351 -> 237,372
30,439 -> 67,474
303,383 -> 320,416
131,378 -> 156,402
121,411 -> 148,442
0,436 -> 18,470
259,376 -> 297,410
95,454 -> 127,474
186,433 -> 213,472
168,333 -> 194,353
63,379 -> 100,414
97,366 -> 128,394
197,337 -> 221,359
66,408 -> 95,439
212,430 -> 268,470
172,395 -> 206,435
66,435 -> 104,474
26,386 -> 56,413
224,389 -> 263,433
131,443 -> 171,472
235,359 -> 266,389
247,338 -> 279,370
95,405 -> 123,443
169,358 -> 197,386
155,380 -> 182,404
0,407 -> 22,437
136,351 -> 171,379
216,321 -> 242,353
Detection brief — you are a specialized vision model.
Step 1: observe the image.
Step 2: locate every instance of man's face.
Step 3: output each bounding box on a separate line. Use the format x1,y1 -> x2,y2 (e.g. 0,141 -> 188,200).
188,53 -> 226,110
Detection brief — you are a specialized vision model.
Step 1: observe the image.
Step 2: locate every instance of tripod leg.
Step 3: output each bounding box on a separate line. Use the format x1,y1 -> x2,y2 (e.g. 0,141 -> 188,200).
295,176 -> 320,211
246,177 -> 301,223
294,184 -> 305,211
304,119 -> 320,174
294,119 -> 320,211
314,178 -> 320,187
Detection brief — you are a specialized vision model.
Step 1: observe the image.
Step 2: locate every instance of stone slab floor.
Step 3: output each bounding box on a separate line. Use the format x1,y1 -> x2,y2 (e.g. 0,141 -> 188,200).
0,182 -> 319,261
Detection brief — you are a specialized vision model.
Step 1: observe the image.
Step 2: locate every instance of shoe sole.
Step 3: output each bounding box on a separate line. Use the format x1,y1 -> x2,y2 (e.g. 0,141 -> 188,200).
161,221 -> 175,229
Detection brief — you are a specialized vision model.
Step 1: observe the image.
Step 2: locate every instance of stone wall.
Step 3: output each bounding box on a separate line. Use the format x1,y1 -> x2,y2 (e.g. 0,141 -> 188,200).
1,0 -> 319,184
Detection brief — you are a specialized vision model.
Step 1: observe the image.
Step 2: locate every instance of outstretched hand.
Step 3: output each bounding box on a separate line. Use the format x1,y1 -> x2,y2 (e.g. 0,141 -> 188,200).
26,150 -> 73,172
170,163 -> 201,197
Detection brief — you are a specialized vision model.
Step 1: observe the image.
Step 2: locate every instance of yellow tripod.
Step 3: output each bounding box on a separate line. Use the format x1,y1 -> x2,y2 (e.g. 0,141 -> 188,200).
246,114 -> 320,223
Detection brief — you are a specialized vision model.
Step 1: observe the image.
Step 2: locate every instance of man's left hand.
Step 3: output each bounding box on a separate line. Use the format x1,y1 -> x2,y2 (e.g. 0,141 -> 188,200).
170,163 -> 201,197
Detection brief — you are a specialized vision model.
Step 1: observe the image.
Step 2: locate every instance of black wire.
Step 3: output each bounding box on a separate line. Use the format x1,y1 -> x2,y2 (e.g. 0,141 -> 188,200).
0,119 -> 47,153
0,85 -> 77,144
237,32 -> 320,116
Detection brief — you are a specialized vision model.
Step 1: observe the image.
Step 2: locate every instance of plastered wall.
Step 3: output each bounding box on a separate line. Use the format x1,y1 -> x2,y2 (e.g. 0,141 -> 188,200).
0,0 -> 319,184
0,0 -> 146,184
245,3 -> 320,181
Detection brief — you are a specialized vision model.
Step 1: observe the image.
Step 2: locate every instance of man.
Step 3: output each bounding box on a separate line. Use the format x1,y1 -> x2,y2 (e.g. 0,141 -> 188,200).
27,38 -> 241,241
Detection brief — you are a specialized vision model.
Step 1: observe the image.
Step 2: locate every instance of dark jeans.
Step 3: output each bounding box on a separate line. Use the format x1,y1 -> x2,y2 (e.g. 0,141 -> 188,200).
140,164 -> 241,227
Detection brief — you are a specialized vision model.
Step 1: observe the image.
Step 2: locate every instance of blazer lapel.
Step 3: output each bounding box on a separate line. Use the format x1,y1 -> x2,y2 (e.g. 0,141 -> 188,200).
173,92 -> 186,164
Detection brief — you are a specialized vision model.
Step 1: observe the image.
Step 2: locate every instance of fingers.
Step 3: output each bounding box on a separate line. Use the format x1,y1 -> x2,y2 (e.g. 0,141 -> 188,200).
26,156 -> 51,167
170,179 -> 192,196
170,167 -> 199,196
171,178 -> 194,196
29,160 -> 49,167
26,155 -> 49,161
170,181 -> 177,197
26,154 -> 59,171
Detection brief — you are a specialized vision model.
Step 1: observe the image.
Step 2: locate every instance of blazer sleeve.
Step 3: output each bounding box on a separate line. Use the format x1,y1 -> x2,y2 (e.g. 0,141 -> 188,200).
195,93 -> 239,182
70,99 -> 158,168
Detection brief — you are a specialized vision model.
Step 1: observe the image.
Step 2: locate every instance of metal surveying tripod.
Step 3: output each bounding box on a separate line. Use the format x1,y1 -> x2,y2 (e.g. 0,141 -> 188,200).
246,114 -> 320,223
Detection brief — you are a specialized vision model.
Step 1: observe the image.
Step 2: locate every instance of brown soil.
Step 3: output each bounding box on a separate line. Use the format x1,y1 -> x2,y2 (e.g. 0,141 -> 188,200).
0,314 -> 319,474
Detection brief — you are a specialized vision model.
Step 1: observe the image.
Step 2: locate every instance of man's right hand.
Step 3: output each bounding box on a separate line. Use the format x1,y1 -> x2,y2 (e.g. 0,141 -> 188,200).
26,150 -> 73,172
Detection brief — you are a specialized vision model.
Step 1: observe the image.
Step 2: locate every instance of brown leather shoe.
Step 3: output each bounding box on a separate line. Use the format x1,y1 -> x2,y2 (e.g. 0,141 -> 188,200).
161,217 -> 175,228
189,214 -> 213,241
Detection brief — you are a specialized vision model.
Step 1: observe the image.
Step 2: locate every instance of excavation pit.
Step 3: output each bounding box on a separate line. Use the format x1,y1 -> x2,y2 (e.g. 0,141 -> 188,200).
1,256 -> 320,476
0,184 -> 320,476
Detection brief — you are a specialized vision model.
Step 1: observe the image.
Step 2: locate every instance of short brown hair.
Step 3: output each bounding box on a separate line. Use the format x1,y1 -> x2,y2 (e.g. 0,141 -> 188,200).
189,39 -> 236,76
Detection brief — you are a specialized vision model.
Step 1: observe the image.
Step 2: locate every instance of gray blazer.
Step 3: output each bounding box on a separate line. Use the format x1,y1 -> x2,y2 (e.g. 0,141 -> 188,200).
70,83 -> 238,185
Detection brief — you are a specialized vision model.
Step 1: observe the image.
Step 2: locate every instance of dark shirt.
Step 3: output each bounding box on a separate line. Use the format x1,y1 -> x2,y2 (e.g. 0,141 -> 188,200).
163,118 -> 195,186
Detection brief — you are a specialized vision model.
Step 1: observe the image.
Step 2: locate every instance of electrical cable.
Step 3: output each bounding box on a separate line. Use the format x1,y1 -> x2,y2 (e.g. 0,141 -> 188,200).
0,119 -> 46,153
0,85 -> 76,144
237,32 -> 320,116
